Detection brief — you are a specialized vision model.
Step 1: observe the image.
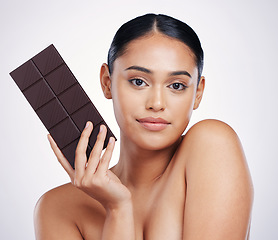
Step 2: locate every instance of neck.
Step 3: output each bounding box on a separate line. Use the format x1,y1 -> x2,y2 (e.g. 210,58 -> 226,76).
111,133 -> 181,191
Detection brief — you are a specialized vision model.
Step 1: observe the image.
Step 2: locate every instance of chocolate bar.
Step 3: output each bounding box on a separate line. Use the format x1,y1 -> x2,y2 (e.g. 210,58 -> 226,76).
10,44 -> 116,168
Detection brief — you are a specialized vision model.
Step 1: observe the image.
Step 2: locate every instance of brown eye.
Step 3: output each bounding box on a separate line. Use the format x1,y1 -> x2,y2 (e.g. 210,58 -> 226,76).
128,78 -> 147,87
169,82 -> 187,91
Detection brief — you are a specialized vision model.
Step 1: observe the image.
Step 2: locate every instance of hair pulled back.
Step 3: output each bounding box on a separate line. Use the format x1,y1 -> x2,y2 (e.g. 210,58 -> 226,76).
108,13 -> 204,82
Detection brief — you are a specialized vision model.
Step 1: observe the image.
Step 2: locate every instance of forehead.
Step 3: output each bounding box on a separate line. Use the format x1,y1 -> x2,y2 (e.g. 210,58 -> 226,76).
113,33 -> 198,77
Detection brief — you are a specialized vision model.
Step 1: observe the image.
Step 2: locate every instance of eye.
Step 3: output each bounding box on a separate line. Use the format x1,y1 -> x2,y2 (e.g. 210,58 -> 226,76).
128,78 -> 147,87
169,82 -> 187,91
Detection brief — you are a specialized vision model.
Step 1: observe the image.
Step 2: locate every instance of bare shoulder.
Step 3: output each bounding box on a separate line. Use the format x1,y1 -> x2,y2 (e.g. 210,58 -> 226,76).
180,119 -> 252,186
34,183 -> 84,218
178,119 -> 254,239
34,183 -> 105,239
34,183 -> 84,239
185,119 -> 239,142
179,119 -> 246,163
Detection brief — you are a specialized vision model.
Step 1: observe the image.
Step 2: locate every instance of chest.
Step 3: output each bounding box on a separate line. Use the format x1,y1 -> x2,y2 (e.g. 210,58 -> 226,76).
79,161 -> 186,240
134,169 -> 186,240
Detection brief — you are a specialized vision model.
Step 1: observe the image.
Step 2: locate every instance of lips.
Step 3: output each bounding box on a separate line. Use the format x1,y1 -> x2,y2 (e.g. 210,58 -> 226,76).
137,117 -> 170,131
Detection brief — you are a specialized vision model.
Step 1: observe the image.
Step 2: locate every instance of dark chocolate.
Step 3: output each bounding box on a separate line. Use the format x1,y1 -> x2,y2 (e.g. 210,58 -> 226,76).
10,44 -> 116,168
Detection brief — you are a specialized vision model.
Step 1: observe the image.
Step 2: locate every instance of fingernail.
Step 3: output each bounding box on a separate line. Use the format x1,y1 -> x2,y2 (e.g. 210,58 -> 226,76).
99,125 -> 104,132
109,137 -> 114,143
85,121 -> 90,128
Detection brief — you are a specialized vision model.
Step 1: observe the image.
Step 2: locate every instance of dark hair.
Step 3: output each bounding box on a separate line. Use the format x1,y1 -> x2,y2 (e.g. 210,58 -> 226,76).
108,13 -> 204,83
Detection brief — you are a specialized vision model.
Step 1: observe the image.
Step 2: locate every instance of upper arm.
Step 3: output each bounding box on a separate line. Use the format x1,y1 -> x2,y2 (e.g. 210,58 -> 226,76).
182,119 -> 253,240
34,188 -> 83,240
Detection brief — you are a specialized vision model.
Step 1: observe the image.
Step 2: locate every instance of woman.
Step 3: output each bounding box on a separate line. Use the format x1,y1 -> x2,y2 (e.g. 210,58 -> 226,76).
34,14 -> 253,239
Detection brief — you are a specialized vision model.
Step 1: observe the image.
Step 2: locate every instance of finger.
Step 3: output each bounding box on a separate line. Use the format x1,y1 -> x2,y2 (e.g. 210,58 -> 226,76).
75,121 -> 93,181
47,134 -> 75,181
96,137 -> 115,174
85,124 -> 107,174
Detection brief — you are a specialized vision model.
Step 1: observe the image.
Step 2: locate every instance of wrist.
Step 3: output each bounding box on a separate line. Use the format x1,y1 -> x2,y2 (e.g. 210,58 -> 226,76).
105,198 -> 133,215
102,198 -> 136,240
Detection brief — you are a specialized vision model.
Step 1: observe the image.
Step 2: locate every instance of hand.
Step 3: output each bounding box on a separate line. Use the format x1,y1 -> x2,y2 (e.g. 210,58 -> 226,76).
47,121 -> 131,210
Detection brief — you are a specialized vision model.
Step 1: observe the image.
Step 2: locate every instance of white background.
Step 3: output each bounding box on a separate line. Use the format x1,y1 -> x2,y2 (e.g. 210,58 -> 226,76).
1,0 -> 277,239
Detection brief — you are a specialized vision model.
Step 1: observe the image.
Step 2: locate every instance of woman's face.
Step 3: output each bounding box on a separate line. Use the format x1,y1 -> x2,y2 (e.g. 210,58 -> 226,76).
103,32 -> 204,150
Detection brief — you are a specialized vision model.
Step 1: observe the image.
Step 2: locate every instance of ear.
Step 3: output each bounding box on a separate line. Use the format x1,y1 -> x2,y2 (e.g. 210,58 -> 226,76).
193,76 -> 205,110
100,63 -> 112,99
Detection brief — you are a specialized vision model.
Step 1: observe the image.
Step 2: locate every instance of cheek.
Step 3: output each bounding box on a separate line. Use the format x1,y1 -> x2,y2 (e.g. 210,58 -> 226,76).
167,91 -> 196,127
169,91 -> 195,114
111,84 -> 138,126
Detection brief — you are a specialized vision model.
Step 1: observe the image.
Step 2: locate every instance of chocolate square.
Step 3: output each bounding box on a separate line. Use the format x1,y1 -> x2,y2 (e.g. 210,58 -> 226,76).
36,98 -> 67,129
71,103 -> 103,132
45,64 -> 77,95
10,60 -> 42,91
22,79 -> 55,110
49,117 -> 80,149
32,44 -> 64,76
58,84 -> 90,115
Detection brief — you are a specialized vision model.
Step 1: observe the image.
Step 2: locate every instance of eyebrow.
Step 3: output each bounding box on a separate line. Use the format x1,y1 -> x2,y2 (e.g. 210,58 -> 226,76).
125,65 -> 152,74
169,71 -> 192,78
125,65 -> 192,78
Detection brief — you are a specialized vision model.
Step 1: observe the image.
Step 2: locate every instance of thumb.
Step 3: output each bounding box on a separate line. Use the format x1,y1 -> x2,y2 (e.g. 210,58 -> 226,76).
107,170 -> 122,184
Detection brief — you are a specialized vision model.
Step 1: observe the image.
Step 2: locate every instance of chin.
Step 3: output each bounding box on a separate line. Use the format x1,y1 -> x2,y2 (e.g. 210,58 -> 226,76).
132,132 -> 180,151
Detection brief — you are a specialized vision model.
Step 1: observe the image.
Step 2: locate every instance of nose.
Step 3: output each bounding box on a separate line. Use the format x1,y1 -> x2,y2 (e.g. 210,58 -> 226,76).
146,86 -> 166,111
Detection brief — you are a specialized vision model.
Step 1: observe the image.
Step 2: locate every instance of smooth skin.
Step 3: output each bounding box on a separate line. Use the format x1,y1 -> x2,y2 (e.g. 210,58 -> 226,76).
34,32 -> 253,240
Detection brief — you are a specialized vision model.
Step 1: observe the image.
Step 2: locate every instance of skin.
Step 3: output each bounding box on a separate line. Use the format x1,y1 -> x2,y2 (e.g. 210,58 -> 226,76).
34,32 -> 254,240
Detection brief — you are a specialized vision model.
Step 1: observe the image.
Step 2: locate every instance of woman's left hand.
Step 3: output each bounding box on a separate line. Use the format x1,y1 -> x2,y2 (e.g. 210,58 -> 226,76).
47,121 -> 132,211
